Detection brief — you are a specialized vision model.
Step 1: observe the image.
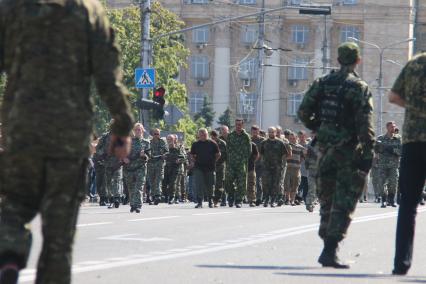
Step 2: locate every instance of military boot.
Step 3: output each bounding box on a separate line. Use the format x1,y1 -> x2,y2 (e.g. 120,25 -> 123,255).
153,196 -> 161,205
99,196 -> 107,206
318,238 -> 349,269
381,194 -> 387,208
208,198 -> 214,208
388,194 -> 397,207
195,198 -> 203,208
263,197 -> 269,207
0,263 -> 19,284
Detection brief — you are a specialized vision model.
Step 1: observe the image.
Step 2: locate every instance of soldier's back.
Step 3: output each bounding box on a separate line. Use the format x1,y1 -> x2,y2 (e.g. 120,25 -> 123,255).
0,0 -> 116,157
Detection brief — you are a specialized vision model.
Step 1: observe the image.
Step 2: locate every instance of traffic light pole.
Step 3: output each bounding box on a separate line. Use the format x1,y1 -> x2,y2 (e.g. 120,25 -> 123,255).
140,0 -> 151,131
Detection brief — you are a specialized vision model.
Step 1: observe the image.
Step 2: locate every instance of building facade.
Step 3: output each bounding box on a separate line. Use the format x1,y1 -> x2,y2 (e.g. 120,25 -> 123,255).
107,0 -> 415,134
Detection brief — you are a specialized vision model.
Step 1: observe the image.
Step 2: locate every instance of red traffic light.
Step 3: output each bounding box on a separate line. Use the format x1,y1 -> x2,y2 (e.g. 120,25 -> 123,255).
154,87 -> 165,98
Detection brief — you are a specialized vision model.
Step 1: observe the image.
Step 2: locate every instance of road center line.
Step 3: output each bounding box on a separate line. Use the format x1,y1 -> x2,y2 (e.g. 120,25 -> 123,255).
77,222 -> 113,228
20,209 -> 426,283
127,216 -> 181,222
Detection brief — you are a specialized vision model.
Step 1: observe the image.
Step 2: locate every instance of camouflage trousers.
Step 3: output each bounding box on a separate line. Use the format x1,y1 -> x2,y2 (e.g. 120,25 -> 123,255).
147,160 -> 165,198
262,166 -> 282,201
305,169 -> 317,206
123,167 -> 146,208
214,163 -> 226,202
371,166 -> 381,197
0,153 -> 86,284
105,167 -> 122,199
377,167 -> 399,198
225,163 -> 248,203
163,165 -> 181,199
317,146 -> 367,242
277,166 -> 288,202
247,170 -> 256,203
94,164 -> 106,198
284,167 -> 301,202
255,167 -> 263,202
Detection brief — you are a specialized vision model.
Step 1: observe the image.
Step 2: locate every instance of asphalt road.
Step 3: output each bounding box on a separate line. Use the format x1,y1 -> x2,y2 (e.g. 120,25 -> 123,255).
19,202 -> 426,284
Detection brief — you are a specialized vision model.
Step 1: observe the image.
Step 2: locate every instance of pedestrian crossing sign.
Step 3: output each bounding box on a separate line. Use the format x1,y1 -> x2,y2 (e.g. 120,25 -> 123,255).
135,68 -> 155,89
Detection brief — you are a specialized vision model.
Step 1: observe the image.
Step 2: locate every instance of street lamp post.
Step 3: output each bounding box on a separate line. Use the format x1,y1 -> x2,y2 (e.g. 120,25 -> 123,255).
348,37 -> 415,135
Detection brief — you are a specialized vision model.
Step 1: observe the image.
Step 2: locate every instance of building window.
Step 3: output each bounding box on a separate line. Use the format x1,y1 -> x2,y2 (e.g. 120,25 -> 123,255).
288,58 -> 308,80
239,0 -> 256,4
192,27 -> 209,44
239,58 -> 258,80
287,0 -> 302,5
191,56 -> 210,79
340,26 -> 360,43
342,0 -> 357,5
287,93 -> 303,116
291,25 -> 309,44
189,92 -> 206,114
241,25 -> 258,44
238,93 -> 257,114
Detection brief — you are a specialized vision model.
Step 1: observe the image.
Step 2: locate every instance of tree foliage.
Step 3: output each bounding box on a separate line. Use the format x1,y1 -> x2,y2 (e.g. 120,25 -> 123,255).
217,107 -> 235,128
194,97 -> 215,128
94,1 -> 196,144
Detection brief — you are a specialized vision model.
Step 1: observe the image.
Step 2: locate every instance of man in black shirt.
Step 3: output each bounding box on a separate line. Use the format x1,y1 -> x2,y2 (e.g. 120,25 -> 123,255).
190,129 -> 220,208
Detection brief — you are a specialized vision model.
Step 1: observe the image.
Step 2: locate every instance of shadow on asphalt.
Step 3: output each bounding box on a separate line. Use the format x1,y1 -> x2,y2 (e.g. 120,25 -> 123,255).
275,272 -> 426,282
196,264 -> 319,271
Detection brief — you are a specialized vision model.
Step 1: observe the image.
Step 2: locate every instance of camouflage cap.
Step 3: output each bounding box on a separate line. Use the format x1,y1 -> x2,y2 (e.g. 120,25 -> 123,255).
338,42 -> 361,65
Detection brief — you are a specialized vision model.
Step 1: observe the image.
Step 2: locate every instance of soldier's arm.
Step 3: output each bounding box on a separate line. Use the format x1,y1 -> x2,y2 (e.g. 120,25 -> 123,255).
89,4 -> 133,137
298,79 -> 322,130
354,84 -> 375,172
389,62 -> 410,108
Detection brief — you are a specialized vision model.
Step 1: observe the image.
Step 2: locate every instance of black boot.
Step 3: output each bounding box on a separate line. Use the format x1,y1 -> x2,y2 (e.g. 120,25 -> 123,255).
318,238 -> 349,269
0,263 -> 19,284
388,193 -> 397,207
208,198 -> 214,208
99,196 -> 107,206
195,198 -> 203,208
263,197 -> 269,207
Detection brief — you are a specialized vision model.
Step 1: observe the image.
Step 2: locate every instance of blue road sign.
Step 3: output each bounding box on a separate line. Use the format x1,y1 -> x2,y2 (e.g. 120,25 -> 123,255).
135,68 -> 155,89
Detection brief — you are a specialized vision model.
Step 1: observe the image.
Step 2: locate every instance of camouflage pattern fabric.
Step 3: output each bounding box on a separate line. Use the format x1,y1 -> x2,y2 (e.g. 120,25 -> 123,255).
305,142 -> 319,206
147,138 -> 168,198
259,138 -> 288,202
370,157 -> 381,198
93,133 -> 109,198
163,146 -> 186,200
225,130 -> 251,203
214,138 -> 227,202
0,0 -> 134,281
391,53 -> 426,144
252,136 -> 265,202
246,170 -> 256,203
123,137 -> 150,208
298,66 -> 375,242
277,137 -> 292,203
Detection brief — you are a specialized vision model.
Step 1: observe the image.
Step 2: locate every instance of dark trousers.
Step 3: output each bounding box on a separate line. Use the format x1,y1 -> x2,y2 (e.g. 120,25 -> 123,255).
298,176 -> 309,201
394,142 -> 426,272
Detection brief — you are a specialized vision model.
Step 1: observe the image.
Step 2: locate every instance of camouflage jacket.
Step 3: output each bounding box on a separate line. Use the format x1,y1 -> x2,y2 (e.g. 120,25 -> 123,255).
148,138 -> 168,163
165,145 -> 187,174
391,53 -> 426,144
0,0 -> 133,157
227,129 -> 251,167
93,132 -> 109,166
298,68 -> 375,163
374,134 -> 401,168
259,138 -> 289,169
214,138 -> 227,165
123,137 -> 150,172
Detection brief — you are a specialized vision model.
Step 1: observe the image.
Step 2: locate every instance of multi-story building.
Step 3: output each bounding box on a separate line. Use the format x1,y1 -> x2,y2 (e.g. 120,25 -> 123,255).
107,0 -> 415,134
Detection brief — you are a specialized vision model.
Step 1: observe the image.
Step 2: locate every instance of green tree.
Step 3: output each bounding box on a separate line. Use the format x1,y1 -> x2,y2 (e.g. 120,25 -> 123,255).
194,97 -> 215,127
217,107 -> 235,128
93,1 -> 195,141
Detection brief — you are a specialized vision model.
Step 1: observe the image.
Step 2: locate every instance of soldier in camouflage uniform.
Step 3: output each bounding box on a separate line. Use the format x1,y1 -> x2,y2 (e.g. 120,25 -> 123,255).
285,132 -> 305,206
225,119 -> 252,208
163,135 -> 186,204
0,0 -> 134,282
374,121 -> 402,208
276,128 -> 292,206
219,125 -> 230,206
147,128 -> 168,205
305,134 -> 319,212
123,123 -> 150,213
93,131 -> 109,206
298,42 -> 375,269
389,53 -> 426,275
251,125 -> 265,206
370,156 -> 381,202
259,127 -> 289,207
211,130 -> 227,207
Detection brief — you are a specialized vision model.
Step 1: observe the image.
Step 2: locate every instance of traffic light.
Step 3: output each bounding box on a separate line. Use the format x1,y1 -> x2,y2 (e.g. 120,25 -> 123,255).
152,87 -> 166,120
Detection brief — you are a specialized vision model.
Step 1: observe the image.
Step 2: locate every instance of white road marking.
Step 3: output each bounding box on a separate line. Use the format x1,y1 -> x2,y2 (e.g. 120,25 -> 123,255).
20,209 -> 426,282
98,234 -> 173,242
127,216 -> 180,222
77,222 -> 113,228
192,212 -> 232,216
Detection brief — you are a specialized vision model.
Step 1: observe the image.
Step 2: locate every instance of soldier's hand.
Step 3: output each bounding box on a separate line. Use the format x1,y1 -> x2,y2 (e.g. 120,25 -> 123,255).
123,158 -> 130,164
109,135 -> 131,160
140,151 -> 146,158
